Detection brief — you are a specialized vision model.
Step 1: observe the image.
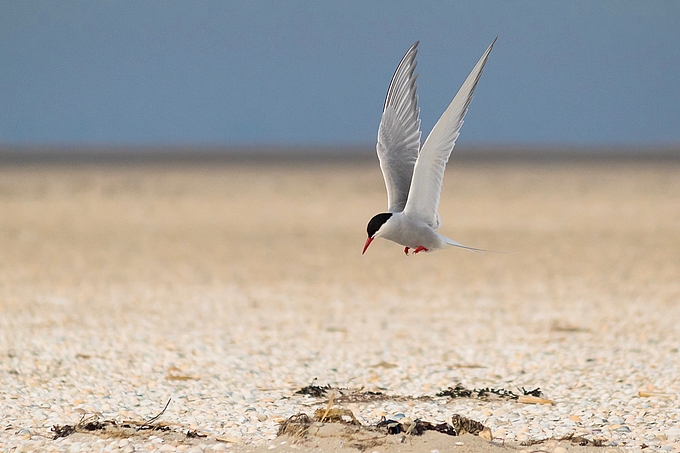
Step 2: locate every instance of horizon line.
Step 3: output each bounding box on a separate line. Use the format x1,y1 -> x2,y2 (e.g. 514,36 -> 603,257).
1,143 -> 679,165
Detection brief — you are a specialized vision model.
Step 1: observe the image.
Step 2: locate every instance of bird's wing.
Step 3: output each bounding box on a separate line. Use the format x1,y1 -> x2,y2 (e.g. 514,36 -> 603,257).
403,38 -> 496,228
377,41 -> 422,213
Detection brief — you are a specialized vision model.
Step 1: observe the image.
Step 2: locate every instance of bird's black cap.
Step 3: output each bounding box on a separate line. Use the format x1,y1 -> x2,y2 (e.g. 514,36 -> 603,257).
366,213 -> 393,238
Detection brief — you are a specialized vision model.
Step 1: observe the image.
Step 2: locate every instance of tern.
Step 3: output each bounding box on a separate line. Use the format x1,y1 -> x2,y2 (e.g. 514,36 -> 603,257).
362,38 -> 496,256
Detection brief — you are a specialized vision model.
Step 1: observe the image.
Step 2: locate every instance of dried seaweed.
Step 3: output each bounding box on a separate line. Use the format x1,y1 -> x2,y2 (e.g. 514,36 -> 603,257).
336,389 -> 386,403
294,381 -> 549,406
52,414 -> 112,440
372,414 -> 487,438
51,400 -> 234,442
51,417 -> 175,440
436,383 -> 546,401
408,420 -> 457,436
51,424 -> 76,439
294,379 -> 385,403
519,387 -> 544,398
436,383 -> 473,398
279,410 -> 488,441
277,413 -> 312,440
295,379 -> 333,398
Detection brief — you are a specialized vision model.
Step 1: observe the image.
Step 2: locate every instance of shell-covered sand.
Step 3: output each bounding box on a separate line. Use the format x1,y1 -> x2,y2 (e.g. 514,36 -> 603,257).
1,159 -> 679,452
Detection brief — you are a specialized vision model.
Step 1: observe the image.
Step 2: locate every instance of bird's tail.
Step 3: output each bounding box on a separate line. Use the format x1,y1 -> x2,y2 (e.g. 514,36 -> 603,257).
444,237 -> 510,255
445,238 -> 486,253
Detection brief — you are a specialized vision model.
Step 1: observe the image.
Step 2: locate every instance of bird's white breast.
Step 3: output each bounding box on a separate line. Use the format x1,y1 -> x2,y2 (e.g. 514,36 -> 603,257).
379,212 -> 448,250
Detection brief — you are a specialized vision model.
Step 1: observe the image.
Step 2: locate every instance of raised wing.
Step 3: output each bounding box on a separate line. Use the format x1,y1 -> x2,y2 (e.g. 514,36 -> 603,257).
403,38 -> 496,227
377,41 -> 422,213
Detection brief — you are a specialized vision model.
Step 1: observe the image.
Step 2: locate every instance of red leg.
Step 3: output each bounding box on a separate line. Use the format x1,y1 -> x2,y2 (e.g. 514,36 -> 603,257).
413,246 -> 429,254
404,247 -> 410,255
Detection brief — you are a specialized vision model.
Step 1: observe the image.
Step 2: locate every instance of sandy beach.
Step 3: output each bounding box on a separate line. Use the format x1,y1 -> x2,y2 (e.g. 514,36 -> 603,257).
1,157 -> 679,452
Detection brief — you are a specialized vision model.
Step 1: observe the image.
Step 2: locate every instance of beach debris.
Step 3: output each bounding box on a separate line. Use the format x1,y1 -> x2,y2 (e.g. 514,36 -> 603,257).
518,395 -> 554,405
278,409 -> 491,441
295,379 -> 332,398
451,414 -> 492,440
336,389 -> 386,403
295,380 -> 552,405
376,417 -> 457,436
312,391 -> 360,425
638,390 -> 674,398
137,398 -> 172,430
51,416 -> 172,440
50,399 -> 239,444
437,383 -> 473,398
277,413 -> 312,440
51,416 -> 116,439
294,379 -> 385,403
313,408 -> 360,425
437,383 -> 552,404
51,424 -> 76,438
375,416 -> 405,435
521,433 -> 606,447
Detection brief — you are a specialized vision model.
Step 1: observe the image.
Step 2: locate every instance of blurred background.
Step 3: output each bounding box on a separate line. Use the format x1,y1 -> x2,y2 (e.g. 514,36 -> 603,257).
1,1 -> 679,158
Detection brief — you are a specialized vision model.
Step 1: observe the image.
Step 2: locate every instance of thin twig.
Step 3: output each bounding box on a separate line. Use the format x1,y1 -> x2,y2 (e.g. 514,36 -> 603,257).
138,398 -> 172,430
319,392 -> 335,423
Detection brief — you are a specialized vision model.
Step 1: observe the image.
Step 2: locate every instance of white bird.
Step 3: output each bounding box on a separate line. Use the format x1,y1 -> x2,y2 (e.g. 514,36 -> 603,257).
362,38 -> 497,256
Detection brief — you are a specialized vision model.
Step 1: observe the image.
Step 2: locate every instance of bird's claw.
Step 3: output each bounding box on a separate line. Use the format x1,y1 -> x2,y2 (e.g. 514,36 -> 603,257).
413,246 -> 429,254
404,247 -> 410,255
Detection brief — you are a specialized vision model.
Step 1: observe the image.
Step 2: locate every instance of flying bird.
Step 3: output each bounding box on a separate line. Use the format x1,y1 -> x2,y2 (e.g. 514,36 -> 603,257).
362,38 -> 497,256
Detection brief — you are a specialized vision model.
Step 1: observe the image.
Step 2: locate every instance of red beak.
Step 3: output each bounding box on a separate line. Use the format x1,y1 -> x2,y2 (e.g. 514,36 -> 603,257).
362,237 -> 374,255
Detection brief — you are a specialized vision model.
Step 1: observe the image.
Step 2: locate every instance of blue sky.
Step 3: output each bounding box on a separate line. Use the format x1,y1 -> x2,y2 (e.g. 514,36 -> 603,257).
1,1 -> 679,147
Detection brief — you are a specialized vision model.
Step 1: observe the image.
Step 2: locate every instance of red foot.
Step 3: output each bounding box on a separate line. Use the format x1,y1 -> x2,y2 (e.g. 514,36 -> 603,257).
404,247 -> 410,255
413,246 -> 429,254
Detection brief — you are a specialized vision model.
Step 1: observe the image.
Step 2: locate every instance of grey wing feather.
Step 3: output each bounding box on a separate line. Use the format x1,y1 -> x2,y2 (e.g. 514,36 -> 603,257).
377,41 -> 422,213
404,38 -> 496,227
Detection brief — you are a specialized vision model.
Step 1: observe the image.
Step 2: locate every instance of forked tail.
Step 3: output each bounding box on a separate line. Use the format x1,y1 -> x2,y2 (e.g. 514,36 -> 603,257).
445,237 -> 510,255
